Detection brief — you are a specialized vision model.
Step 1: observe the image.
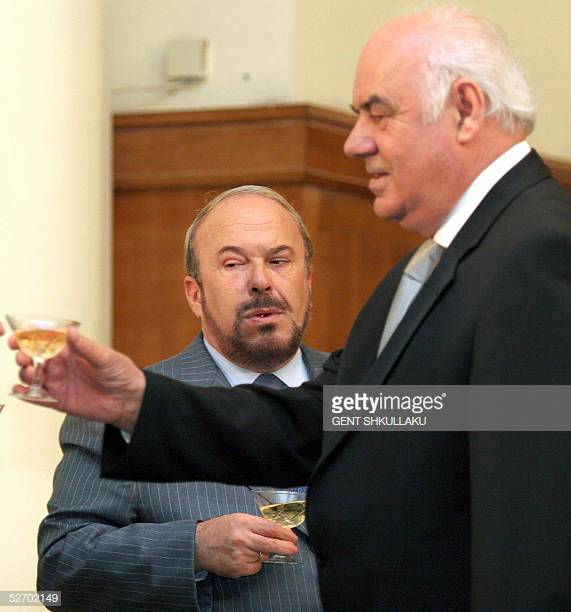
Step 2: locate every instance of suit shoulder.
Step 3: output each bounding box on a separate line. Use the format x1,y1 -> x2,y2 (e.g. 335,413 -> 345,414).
302,345 -> 330,361
145,352 -> 182,376
145,339 -> 204,376
517,176 -> 571,223
301,344 -> 330,371
489,176 -> 571,247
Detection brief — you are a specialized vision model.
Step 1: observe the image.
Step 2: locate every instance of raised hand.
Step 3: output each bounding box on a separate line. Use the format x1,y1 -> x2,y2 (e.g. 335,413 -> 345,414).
194,512 -> 299,578
9,327 -> 145,432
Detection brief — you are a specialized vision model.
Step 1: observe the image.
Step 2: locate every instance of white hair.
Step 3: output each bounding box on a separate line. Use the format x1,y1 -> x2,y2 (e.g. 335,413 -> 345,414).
417,5 -> 536,134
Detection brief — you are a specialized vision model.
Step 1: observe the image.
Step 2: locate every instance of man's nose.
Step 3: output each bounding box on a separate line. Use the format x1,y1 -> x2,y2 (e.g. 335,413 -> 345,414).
343,119 -> 377,159
249,263 -> 272,294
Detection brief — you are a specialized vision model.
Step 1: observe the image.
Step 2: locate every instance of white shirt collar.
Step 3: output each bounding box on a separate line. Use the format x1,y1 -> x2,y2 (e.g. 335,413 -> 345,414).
433,141 -> 531,248
203,336 -> 309,387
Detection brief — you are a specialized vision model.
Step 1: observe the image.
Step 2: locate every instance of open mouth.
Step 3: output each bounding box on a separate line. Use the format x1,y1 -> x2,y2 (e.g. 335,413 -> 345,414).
369,172 -> 389,193
244,308 -> 283,322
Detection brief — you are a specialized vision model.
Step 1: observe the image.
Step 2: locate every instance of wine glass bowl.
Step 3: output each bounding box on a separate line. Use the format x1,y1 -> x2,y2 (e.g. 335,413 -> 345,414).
253,489 -> 306,564
6,313 -> 80,403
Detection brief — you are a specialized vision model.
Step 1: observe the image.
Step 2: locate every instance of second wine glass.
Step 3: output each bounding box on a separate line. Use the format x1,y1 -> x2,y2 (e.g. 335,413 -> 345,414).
253,489 -> 306,564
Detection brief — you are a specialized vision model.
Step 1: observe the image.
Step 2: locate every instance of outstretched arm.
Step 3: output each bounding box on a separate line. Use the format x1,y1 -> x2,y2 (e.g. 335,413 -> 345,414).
11,326 -> 340,486
101,355 -> 341,485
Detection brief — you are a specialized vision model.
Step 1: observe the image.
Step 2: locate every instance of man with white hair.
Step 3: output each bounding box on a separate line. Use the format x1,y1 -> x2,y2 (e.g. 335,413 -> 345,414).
12,6 -> 571,610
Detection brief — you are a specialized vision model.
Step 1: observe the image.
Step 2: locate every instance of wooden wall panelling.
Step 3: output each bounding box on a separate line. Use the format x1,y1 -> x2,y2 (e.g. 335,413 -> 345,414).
114,188 -> 204,366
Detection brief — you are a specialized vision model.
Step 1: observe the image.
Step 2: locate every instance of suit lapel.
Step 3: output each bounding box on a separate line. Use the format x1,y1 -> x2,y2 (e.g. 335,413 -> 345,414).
301,345 -> 328,379
363,250 -> 458,383
346,261 -> 408,382
176,334 -> 231,388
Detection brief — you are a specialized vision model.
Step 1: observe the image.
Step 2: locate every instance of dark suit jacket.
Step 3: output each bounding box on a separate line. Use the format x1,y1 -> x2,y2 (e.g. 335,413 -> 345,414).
38,336 -> 327,611
103,151 -> 571,611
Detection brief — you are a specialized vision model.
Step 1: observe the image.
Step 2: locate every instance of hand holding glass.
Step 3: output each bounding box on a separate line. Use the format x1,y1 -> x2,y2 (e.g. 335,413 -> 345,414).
6,314 -> 80,403
254,489 -> 306,564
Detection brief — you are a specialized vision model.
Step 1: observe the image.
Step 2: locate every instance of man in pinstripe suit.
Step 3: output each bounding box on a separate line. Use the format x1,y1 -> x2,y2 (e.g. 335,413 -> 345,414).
37,186 -> 327,611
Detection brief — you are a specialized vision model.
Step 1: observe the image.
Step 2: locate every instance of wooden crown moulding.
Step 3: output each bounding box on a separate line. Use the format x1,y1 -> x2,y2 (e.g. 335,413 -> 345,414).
113,104 -> 357,130
113,104 -> 370,193
113,104 -> 571,193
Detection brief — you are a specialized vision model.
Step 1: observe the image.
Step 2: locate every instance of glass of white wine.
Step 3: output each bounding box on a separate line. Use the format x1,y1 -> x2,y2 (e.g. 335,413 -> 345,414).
6,313 -> 80,404
253,489 -> 306,564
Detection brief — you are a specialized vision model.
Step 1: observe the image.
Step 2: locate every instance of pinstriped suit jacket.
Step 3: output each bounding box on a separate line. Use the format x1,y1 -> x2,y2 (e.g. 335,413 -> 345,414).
37,335 -> 328,611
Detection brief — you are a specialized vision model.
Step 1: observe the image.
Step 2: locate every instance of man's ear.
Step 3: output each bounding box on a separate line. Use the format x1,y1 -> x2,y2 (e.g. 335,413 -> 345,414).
184,275 -> 203,319
306,266 -> 314,310
450,78 -> 487,144
306,265 -> 313,287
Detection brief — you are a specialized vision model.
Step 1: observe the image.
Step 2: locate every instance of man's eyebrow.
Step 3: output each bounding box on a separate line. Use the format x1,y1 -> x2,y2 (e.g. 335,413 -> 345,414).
217,245 -> 294,257
267,245 -> 294,256
217,246 -> 246,257
350,95 -> 395,115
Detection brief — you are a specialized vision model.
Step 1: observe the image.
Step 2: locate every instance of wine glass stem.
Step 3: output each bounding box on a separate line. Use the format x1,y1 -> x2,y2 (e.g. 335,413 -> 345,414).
29,358 -> 45,397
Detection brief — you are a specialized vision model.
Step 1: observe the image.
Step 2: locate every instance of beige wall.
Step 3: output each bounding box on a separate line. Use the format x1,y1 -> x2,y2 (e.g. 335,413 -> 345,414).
293,0 -> 571,159
106,0 -> 294,112
0,0 -> 109,602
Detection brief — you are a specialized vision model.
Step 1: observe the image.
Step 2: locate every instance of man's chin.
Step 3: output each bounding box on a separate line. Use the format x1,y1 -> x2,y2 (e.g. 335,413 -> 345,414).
244,330 -> 290,352
228,334 -> 299,371
239,320 -> 280,339
373,196 -> 401,221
